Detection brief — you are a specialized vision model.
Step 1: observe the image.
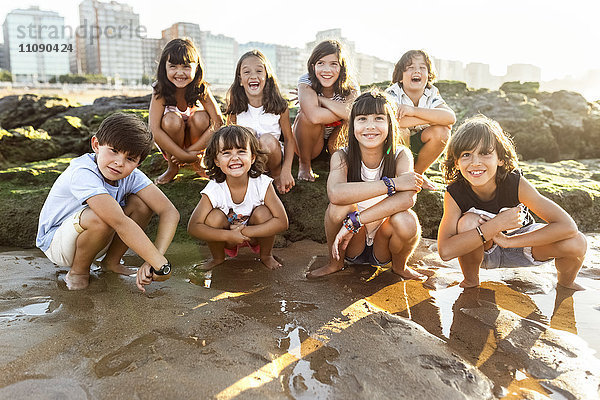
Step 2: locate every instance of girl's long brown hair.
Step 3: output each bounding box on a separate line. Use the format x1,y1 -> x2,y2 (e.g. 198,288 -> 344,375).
307,40 -> 354,98
344,90 -> 402,182
226,50 -> 288,116
154,38 -> 207,107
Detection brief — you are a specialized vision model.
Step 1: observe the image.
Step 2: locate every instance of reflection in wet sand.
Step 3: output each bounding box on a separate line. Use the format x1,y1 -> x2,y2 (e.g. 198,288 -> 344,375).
278,323 -> 338,399
0,297 -> 62,322
204,239 -> 600,399
3,238 -> 597,399
363,275 -> 598,399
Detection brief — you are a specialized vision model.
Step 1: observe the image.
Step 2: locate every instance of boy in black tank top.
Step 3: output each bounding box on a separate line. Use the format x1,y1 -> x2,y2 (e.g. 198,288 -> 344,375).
437,115 -> 586,290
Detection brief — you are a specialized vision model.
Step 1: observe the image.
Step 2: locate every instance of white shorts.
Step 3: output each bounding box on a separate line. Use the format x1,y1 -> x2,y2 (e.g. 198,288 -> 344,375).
43,208 -> 111,267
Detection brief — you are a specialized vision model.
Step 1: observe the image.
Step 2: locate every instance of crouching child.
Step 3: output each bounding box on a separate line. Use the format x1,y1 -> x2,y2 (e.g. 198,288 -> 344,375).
437,115 -> 586,290
36,113 -> 180,291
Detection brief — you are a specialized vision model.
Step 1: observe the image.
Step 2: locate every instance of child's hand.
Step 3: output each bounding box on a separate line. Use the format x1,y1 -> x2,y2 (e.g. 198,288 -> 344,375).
492,231 -> 512,248
275,172 -> 295,194
332,225 -> 354,261
136,262 -> 153,293
396,104 -> 415,120
493,205 -> 526,232
228,225 -> 250,245
393,172 -> 424,192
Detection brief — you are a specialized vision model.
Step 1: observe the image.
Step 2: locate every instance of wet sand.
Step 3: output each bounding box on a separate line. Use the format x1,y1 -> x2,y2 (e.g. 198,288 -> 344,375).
0,237 -> 599,399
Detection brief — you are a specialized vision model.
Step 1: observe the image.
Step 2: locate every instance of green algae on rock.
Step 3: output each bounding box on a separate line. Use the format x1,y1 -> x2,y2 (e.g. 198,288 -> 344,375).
2,155 -> 599,249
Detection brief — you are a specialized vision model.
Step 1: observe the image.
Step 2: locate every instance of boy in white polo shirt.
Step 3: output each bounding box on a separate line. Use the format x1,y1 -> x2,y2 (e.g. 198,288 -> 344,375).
386,50 -> 456,189
36,113 -> 180,291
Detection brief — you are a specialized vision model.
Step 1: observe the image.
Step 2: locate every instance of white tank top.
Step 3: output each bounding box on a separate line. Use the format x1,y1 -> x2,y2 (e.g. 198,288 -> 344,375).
236,105 -> 281,141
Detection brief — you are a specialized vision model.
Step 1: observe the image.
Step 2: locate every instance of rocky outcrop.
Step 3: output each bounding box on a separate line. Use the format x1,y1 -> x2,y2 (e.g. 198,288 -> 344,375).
436,81 -> 600,162
0,127 -> 62,167
0,94 -> 78,130
1,85 -> 599,167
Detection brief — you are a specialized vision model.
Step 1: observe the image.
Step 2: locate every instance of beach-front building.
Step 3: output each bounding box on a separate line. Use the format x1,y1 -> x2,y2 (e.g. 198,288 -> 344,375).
2,7 -> 70,83
77,0 -> 144,84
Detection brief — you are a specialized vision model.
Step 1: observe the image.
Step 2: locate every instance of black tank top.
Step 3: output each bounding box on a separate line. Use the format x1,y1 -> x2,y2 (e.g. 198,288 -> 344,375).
447,170 -> 533,226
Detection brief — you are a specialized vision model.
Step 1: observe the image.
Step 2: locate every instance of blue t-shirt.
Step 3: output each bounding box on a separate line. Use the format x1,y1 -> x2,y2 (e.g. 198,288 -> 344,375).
36,153 -> 152,252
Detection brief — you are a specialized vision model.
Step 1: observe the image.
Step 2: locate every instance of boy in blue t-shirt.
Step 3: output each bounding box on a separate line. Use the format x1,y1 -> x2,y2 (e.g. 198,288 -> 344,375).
36,113 -> 179,291
386,50 -> 456,189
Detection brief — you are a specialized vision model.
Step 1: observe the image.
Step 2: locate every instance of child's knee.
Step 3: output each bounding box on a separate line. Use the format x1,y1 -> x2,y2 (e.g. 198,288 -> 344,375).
326,203 -> 354,223
259,134 -> 279,154
162,112 -> 185,133
424,125 -> 451,145
125,194 -> 153,218
457,213 -> 481,233
80,208 -> 113,236
249,205 -> 272,225
204,209 -> 228,228
563,232 -> 587,258
190,111 -> 209,131
389,211 -> 420,239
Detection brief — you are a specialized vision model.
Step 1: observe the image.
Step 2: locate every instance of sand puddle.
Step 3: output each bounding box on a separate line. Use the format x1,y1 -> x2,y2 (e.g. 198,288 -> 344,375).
0,296 -> 62,323
354,269 -> 600,399
278,323 -> 339,399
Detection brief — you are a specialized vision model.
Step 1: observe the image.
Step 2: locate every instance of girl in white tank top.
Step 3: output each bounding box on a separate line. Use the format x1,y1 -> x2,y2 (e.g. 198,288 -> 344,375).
226,50 -> 296,195
307,90 -> 426,281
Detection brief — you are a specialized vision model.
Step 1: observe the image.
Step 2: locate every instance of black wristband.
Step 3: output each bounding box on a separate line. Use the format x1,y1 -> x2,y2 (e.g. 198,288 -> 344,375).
150,261 -> 171,276
475,226 -> 486,243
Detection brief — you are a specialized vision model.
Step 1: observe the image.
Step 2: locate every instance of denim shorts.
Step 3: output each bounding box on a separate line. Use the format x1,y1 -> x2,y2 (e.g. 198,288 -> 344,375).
345,244 -> 390,267
482,223 -> 550,269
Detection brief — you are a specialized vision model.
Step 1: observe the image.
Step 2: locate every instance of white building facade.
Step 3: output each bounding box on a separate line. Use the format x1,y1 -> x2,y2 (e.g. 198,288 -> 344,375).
2,7 -> 70,82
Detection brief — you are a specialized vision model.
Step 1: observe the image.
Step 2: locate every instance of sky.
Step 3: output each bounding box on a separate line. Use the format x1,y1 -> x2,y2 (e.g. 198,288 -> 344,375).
1,0 -> 599,82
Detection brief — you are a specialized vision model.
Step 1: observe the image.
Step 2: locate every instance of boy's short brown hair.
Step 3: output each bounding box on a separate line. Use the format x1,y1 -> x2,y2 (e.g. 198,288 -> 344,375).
94,113 -> 154,163
391,50 -> 436,88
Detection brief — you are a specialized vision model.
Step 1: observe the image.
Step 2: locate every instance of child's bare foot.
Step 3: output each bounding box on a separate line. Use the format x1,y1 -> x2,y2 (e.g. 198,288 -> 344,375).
194,258 -> 225,271
260,255 -> 282,270
392,266 -> 427,281
155,166 -> 179,185
100,261 -> 137,276
459,279 -> 480,288
558,281 -> 586,291
297,165 -> 318,182
306,262 -> 343,279
65,271 -> 90,290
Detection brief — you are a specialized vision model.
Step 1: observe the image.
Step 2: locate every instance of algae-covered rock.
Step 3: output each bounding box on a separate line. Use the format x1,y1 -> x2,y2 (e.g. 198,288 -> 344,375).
0,94 -> 78,129
436,80 -> 469,98
3,154 -> 599,249
414,189 -> 444,239
40,116 -> 92,156
0,127 -> 62,167
500,81 -> 540,95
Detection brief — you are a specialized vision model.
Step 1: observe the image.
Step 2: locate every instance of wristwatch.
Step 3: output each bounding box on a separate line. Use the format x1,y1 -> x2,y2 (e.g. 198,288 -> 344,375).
150,261 -> 171,276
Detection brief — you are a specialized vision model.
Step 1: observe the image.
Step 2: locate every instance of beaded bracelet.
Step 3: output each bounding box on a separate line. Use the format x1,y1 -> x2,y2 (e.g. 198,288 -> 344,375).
343,211 -> 362,234
382,176 -> 396,196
